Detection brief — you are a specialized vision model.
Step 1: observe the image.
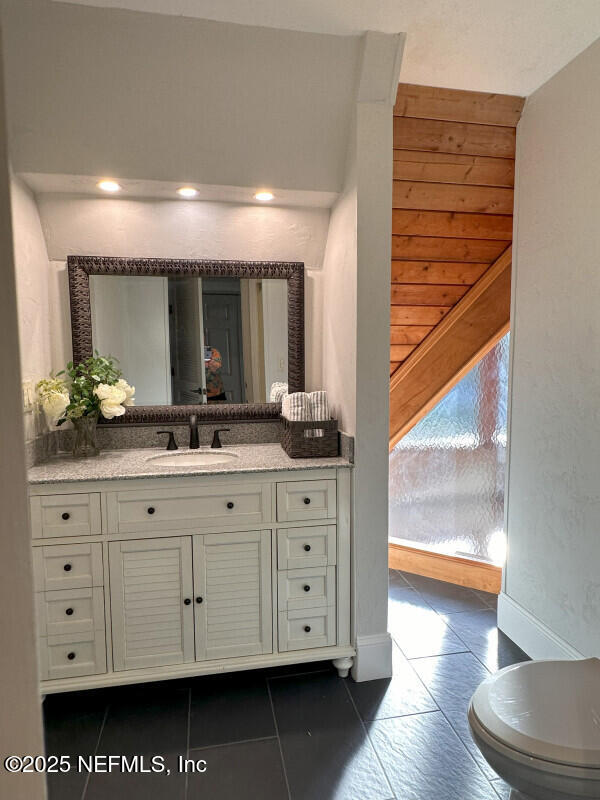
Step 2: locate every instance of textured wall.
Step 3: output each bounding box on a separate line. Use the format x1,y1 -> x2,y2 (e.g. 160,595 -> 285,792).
503,38 -> 600,656
36,193 -> 330,390
10,174 -> 52,441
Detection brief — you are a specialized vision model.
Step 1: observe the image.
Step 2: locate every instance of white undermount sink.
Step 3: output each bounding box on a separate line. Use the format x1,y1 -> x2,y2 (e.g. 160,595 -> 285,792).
148,449 -> 239,467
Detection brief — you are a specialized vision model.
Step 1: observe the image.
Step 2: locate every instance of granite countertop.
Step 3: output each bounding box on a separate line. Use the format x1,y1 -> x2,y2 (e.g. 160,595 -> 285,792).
28,444 -> 352,485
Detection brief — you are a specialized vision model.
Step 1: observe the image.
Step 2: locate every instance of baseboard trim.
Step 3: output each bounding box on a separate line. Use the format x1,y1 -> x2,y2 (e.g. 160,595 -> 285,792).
497,593 -> 584,660
389,542 -> 501,594
352,633 -> 393,682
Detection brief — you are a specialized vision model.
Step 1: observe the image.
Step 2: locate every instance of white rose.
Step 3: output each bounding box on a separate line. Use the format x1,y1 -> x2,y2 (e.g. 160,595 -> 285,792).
115,378 -> 135,407
41,391 -> 70,427
94,383 -> 127,420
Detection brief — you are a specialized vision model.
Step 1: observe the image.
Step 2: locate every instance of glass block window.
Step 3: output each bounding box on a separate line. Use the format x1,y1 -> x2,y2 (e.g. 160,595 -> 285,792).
389,333 -> 510,565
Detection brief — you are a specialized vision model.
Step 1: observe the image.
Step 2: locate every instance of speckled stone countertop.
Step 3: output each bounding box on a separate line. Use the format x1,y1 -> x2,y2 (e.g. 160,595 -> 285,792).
28,444 -> 352,485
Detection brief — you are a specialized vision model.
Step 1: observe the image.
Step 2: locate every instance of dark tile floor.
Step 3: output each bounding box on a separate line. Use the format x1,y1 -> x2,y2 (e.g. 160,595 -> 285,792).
43,571 -> 529,800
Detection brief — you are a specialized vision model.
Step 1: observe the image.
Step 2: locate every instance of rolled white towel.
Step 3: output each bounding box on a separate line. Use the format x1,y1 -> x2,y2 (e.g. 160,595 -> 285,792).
307,390 -> 329,437
282,392 -> 311,422
270,382 -> 289,403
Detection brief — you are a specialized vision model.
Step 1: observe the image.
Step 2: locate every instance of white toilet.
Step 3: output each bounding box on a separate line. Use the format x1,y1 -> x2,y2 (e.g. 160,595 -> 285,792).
468,658 -> 600,799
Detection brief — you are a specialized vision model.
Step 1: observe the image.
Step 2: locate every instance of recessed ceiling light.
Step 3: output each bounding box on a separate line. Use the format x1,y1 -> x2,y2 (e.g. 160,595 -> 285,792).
177,186 -> 198,198
254,191 -> 274,202
97,179 -> 121,193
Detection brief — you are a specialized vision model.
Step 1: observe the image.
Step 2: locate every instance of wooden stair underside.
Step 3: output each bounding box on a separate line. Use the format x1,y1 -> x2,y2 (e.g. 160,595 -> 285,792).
389,84 -> 524,446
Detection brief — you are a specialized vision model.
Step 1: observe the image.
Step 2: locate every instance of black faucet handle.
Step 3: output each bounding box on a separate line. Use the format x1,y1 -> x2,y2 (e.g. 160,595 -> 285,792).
211,428 -> 231,449
157,431 -> 178,451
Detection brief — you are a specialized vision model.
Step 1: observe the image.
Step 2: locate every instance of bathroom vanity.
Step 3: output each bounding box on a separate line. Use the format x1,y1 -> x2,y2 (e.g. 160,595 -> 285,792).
28,445 -> 354,694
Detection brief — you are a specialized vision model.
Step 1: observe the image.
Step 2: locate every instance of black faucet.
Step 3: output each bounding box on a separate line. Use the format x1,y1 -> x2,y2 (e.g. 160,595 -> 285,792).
211,428 -> 230,449
157,431 -> 178,450
189,414 -> 199,449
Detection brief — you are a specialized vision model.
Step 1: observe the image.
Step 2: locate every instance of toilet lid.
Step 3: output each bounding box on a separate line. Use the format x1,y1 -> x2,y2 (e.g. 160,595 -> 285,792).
471,658 -> 600,768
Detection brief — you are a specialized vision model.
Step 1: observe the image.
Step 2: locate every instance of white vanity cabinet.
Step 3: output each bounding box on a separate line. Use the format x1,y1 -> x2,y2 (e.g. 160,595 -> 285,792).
29,467 -> 353,693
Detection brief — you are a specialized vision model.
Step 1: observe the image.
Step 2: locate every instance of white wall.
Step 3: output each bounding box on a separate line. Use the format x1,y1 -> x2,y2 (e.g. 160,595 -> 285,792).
35,193 -> 330,383
499,38 -> 600,659
0,36 -> 46,800
10,173 -> 52,440
321,32 -> 403,680
0,0 -> 360,193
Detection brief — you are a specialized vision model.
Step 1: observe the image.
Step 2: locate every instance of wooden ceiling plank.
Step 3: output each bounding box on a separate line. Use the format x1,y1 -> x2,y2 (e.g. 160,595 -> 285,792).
390,344 -> 417,361
392,209 -> 513,240
389,247 -> 512,448
390,362 -> 401,375
394,157 -> 514,187
391,306 -> 452,325
391,325 -> 434,344
391,235 -> 507,263
394,83 -> 525,127
391,260 -> 488,285
394,117 -> 516,159
391,283 -> 469,306
393,180 -> 514,214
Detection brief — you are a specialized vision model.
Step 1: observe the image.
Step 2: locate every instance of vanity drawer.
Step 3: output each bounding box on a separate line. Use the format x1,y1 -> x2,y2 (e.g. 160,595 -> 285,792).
278,606 -> 336,652
36,587 -> 105,637
30,493 -> 101,539
38,631 -> 107,681
278,566 -> 335,611
277,526 -> 336,570
276,480 -> 336,522
33,543 -> 103,591
106,483 -> 272,533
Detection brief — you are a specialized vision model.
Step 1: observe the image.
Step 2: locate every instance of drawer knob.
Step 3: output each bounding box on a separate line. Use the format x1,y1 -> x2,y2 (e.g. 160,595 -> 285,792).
184,598 -> 192,606
303,584 -> 311,592
67,652 -> 76,661
61,512 -> 70,521
63,563 -> 72,572
226,501 -> 235,510
304,625 -> 311,633
303,544 -> 311,552
303,497 -> 311,505
196,596 -> 203,604
147,507 -> 156,515
65,607 -> 74,616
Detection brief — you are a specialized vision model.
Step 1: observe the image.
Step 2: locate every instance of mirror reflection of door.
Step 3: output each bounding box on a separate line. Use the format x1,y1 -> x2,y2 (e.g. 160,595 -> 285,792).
202,278 -> 245,403
168,277 -> 207,404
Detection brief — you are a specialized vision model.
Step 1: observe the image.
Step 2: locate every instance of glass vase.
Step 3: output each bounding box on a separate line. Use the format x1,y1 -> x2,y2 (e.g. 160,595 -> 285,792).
72,412 -> 100,458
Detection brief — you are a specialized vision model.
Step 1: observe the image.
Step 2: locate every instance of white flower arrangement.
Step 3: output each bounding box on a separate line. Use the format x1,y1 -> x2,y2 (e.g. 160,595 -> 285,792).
36,353 -> 135,427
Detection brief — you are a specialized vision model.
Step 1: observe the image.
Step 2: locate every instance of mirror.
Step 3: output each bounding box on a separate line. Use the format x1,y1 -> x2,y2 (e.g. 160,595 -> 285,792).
68,257 -> 304,423
89,275 -> 288,406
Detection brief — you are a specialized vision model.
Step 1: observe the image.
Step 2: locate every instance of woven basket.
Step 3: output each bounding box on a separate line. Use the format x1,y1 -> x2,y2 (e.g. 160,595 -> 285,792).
281,417 -> 339,459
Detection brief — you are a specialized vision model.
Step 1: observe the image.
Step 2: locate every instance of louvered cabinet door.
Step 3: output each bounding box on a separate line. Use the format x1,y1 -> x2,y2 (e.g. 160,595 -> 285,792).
109,537 -> 195,671
193,531 -> 272,661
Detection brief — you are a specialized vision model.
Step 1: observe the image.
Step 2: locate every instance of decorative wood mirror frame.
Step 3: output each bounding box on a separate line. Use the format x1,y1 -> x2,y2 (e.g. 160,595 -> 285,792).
67,256 -> 304,424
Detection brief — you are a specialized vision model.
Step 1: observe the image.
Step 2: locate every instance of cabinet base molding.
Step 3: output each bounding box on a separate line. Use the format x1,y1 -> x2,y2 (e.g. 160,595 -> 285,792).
352,633 -> 393,682
40,645 -> 356,695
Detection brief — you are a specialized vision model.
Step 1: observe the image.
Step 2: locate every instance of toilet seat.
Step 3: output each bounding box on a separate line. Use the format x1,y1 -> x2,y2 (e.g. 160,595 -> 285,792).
470,658 -> 600,769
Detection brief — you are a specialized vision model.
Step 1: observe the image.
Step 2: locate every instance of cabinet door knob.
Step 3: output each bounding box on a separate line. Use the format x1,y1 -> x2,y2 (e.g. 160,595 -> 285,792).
226,501 -> 234,510
61,512 -> 70,521
303,584 -> 311,592
304,625 -> 311,633
184,598 -> 192,605
303,544 -> 311,552
63,563 -> 72,572
196,596 -> 203,604
65,607 -> 74,616
147,507 -> 156,515
303,497 -> 311,505
67,652 -> 76,661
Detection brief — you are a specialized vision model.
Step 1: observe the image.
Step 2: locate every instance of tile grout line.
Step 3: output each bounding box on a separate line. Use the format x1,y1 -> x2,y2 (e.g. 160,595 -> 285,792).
188,734 -> 279,754
80,702 -> 109,800
265,678 -> 292,800
184,688 -> 191,800
342,680 -> 396,800
267,667 -> 331,681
